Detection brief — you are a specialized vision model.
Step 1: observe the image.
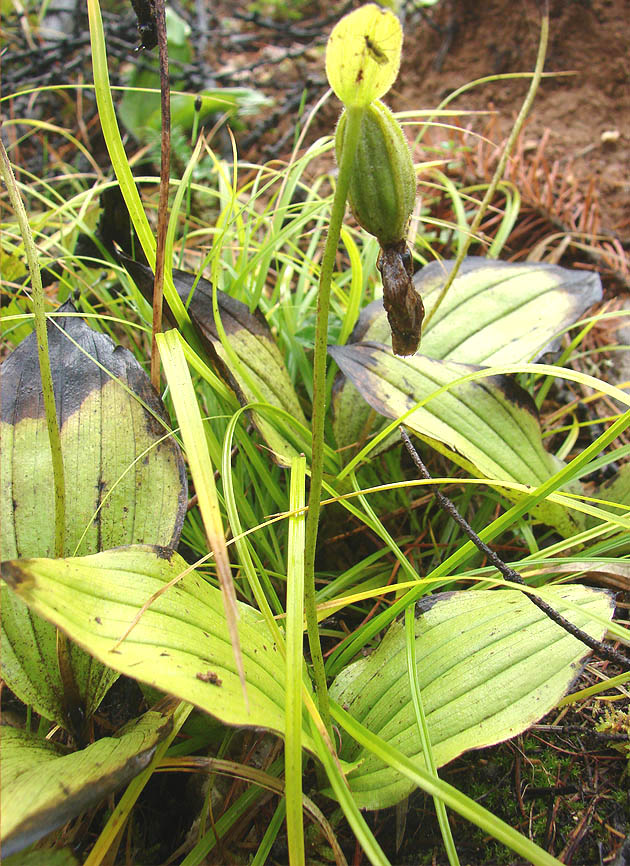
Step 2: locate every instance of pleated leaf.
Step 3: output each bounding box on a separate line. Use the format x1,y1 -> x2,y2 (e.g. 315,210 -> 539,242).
1,546 -> 315,751
333,257 -> 601,453
0,301 -> 187,732
329,342 -> 582,536
1,703 -> 175,858
329,586 -> 613,809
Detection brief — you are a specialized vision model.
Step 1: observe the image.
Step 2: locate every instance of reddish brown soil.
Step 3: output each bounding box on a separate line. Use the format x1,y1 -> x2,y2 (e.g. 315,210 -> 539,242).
387,0 -> 630,238
229,0 -> 630,288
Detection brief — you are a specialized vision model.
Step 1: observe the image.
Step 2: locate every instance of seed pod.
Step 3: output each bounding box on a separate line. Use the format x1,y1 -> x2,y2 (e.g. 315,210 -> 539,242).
335,100 -> 416,246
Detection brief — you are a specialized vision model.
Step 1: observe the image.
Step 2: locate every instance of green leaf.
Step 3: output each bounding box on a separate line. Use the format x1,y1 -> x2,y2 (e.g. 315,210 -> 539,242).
329,342 -> 583,536
420,258 -> 602,363
332,258 -> 601,453
326,4 -> 402,108
355,258 -> 602,364
1,546 -> 316,752
329,585 -> 613,809
1,702 -> 175,858
121,255 -> 309,466
1,300 -> 187,731
120,86 -> 271,139
592,463 -> 630,521
5,849 -> 79,866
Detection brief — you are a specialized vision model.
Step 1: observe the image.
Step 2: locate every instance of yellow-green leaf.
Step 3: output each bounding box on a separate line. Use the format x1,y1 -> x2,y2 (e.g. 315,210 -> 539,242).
1,703 -> 174,858
329,342 -> 583,536
1,300 -> 187,732
330,586 -> 613,809
1,546 -> 316,752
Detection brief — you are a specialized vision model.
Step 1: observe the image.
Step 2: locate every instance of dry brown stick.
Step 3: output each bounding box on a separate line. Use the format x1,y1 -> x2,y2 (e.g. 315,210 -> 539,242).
150,0 -> 170,390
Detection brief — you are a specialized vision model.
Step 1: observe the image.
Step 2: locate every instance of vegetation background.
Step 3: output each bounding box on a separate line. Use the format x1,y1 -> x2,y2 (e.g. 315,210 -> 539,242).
2,0 -> 630,864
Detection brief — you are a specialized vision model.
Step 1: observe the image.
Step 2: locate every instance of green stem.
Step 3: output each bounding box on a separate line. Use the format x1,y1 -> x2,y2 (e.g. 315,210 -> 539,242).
423,4 -> 549,328
303,105 -> 364,731
0,135 -> 66,557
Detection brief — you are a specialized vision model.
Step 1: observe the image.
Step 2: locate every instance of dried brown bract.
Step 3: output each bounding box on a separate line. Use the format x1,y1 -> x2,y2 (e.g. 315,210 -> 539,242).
377,240 -> 424,356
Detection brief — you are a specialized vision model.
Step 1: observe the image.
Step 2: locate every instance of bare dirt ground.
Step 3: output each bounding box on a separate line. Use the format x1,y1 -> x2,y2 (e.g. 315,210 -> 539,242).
395,0 -> 630,239
215,0 -> 630,290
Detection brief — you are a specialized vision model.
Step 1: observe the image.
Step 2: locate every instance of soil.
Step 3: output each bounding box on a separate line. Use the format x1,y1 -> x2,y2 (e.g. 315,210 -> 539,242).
393,0 -> 630,239
216,0 -> 630,288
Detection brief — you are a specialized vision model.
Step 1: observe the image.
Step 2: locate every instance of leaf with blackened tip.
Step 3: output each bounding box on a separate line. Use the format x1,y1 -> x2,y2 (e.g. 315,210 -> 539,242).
2,546 -> 316,755
347,259 -> 603,363
1,704 -> 174,858
329,342 -> 583,537
418,258 -> 601,364
1,300 -> 187,733
118,254 -> 309,466
331,257 -> 602,456
1,561 -> 33,590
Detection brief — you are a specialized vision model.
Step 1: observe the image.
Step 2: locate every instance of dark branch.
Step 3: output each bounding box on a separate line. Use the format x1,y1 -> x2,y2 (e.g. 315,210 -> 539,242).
400,427 -> 630,670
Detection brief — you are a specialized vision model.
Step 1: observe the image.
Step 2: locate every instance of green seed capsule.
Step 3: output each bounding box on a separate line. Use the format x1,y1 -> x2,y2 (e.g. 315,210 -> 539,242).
335,100 -> 416,246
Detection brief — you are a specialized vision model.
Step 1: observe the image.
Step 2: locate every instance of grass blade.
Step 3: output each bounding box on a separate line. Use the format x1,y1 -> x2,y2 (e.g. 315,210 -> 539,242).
157,329 -> 246,700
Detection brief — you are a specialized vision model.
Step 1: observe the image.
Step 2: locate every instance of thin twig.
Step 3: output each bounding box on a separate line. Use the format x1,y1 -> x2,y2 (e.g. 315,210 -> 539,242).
399,427 -> 630,670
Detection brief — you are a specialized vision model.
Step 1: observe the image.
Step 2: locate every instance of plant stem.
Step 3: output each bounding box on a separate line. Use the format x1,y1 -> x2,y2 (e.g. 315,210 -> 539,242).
151,0 -> 170,391
303,105 -> 364,731
0,135 -> 66,558
423,2 -> 549,328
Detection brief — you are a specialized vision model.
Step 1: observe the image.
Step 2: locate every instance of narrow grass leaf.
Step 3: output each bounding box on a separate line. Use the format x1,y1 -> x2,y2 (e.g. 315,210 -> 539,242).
157,329 -> 246,698
310,718 -> 390,866
285,456 -> 306,866
86,0 -> 190,329
124,258 -> 309,465
404,607 -> 459,866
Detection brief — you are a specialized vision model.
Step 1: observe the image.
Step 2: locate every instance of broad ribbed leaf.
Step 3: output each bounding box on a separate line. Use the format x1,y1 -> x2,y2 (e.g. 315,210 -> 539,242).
1,703 -> 174,857
333,258 -> 601,452
329,586 -> 613,809
120,255 -> 309,466
0,301 -> 187,731
1,546 -> 315,751
329,342 -> 582,536
351,258 -> 602,363
420,258 -> 602,363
